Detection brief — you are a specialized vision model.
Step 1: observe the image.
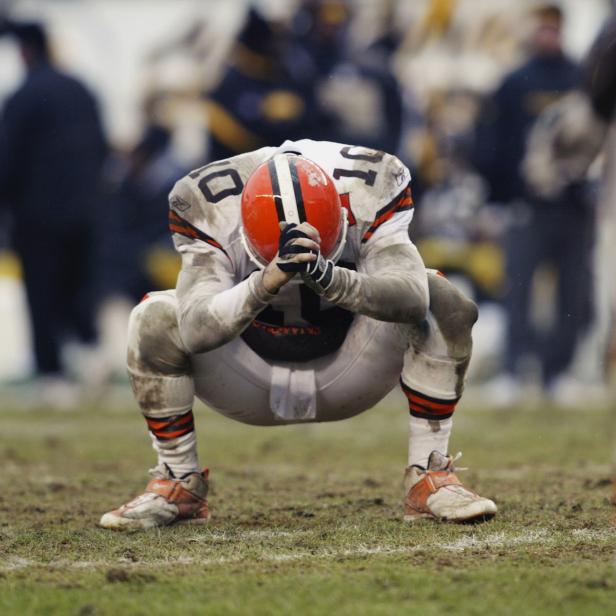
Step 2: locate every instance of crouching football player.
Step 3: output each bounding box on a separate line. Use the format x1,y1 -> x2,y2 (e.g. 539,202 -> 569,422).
100,140 -> 497,529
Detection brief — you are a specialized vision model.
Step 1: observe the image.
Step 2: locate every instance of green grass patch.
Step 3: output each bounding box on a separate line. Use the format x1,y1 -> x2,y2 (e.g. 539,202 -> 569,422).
0,393 -> 614,615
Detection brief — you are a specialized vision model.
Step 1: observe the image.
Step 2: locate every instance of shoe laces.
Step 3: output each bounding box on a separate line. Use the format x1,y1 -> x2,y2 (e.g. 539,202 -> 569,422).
447,452 -> 468,472
148,463 -> 176,480
148,464 -> 203,483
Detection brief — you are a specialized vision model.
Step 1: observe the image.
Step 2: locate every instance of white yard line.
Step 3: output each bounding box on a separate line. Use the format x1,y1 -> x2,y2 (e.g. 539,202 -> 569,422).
181,529 -> 315,544
2,527 -> 615,573
437,529 -> 549,551
570,528 -> 615,541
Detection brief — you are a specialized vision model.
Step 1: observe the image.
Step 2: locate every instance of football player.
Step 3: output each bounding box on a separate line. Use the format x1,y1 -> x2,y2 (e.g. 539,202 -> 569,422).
100,140 -> 497,529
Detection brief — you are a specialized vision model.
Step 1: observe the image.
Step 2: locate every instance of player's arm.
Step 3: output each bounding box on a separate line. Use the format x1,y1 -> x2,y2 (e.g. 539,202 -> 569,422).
302,185 -> 428,324
175,253 -> 275,355
304,239 -> 428,324
321,242 -> 428,324
172,180 -> 315,354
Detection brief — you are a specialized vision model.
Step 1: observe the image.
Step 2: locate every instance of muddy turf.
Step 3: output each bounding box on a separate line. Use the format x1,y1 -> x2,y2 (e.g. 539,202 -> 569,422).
0,391 -> 614,615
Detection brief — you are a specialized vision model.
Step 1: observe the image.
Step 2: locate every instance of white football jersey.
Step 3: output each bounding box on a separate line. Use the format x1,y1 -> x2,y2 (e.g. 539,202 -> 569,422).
168,139 -> 414,359
170,139 -> 412,273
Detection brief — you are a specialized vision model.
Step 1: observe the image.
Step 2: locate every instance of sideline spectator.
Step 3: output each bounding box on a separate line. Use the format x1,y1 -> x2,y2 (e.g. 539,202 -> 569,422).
205,8 -> 319,161
473,5 -> 593,403
102,123 -> 185,303
0,22 -> 107,401
291,0 -> 403,154
582,12 -> 616,378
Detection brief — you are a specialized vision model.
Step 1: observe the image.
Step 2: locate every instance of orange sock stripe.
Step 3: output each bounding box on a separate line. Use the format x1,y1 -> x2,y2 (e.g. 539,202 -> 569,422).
400,380 -> 459,420
145,417 -> 168,430
408,405 -> 455,421
405,392 -> 457,412
145,413 -> 193,431
154,426 -> 194,440
408,402 -> 455,420
145,411 -> 195,440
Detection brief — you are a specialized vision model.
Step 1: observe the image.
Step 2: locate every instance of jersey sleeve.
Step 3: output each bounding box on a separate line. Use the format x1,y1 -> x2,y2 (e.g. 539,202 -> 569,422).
168,175 -> 232,265
359,181 -> 414,255
168,174 -> 276,354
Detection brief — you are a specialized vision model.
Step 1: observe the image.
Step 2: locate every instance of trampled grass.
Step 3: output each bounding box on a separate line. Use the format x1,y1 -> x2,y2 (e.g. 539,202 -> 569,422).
0,389 -> 614,615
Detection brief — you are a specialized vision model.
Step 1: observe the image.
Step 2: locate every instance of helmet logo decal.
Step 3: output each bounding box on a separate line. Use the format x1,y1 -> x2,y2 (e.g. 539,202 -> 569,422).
306,167 -> 327,187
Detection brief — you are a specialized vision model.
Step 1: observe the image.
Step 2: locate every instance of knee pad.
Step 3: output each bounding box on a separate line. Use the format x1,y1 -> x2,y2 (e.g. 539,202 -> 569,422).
127,293 -> 190,376
427,273 -> 478,353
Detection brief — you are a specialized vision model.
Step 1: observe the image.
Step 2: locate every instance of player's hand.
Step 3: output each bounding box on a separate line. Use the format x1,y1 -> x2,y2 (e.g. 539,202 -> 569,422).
301,250 -> 335,294
288,223 -> 335,294
261,222 -> 319,293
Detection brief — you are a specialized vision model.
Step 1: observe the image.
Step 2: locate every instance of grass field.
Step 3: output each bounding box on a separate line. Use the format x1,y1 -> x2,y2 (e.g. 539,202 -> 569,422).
0,390 -> 614,615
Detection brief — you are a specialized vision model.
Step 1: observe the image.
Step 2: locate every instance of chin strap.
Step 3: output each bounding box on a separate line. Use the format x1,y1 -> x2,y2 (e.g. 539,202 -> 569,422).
239,225 -> 268,270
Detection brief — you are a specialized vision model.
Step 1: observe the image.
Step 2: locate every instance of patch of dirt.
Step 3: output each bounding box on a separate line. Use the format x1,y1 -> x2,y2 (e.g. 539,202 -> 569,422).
583,478 -> 612,489
105,568 -> 157,584
585,578 -> 613,589
363,478 -> 382,488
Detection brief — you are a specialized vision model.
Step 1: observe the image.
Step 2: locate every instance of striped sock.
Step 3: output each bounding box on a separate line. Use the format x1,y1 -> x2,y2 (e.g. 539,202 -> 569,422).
408,415 -> 452,469
400,380 -> 458,468
144,410 -> 200,476
400,381 -> 460,421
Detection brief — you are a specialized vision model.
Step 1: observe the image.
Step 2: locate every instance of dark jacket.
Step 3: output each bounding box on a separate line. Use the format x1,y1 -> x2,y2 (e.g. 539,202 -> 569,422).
474,54 -> 581,203
0,62 -> 107,228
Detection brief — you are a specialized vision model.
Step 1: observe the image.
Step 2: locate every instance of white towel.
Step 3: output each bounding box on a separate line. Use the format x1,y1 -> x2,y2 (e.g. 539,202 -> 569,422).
270,365 -> 317,421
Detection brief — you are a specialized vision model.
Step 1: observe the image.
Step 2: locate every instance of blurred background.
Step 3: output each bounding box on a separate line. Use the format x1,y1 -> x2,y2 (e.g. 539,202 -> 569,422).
0,0 -> 614,410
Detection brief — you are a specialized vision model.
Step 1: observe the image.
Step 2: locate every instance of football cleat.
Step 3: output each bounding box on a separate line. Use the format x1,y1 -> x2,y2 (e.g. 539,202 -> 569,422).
99,465 -> 210,530
240,153 -> 348,269
404,451 -> 497,523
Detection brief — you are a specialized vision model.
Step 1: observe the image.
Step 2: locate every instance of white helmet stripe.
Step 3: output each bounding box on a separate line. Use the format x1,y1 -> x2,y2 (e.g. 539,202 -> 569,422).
273,154 -> 302,225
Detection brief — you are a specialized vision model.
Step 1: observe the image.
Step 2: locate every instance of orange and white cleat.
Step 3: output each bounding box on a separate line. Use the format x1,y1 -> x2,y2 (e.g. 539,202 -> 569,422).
404,451 -> 497,523
99,465 -> 211,530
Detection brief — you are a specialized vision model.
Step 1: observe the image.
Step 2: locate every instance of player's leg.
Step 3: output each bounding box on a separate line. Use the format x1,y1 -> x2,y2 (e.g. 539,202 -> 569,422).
99,291 -> 209,530
402,272 -> 497,522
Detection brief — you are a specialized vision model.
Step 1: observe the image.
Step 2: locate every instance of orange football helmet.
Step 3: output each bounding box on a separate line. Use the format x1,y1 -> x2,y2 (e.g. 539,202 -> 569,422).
240,153 -> 348,268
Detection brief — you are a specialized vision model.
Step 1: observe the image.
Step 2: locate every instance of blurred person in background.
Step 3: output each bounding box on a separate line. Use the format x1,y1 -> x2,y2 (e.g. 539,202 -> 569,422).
473,4 -> 592,405
102,123 -> 185,304
205,7 -> 319,162
582,9 -> 616,382
290,0 -> 403,155
522,8 -> 616,390
410,88 -> 508,382
0,21 -> 107,405
96,123 -> 186,382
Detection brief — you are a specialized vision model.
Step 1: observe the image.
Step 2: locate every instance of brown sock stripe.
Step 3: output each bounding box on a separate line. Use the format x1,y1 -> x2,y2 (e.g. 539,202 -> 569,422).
144,411 -> 195,441
400,380 -> 459,421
